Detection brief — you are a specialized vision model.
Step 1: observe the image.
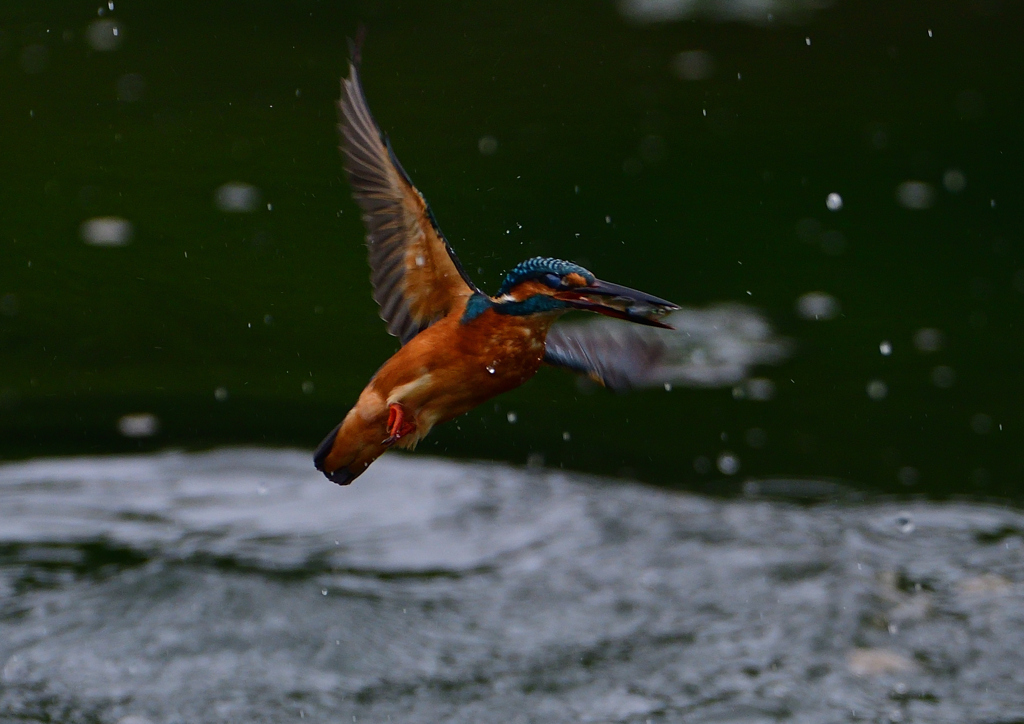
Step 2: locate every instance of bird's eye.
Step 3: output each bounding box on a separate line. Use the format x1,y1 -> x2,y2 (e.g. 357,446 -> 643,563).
543,273 -> 563,288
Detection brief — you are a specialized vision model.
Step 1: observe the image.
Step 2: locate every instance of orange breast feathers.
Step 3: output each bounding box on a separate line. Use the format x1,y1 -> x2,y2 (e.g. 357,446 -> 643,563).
366,301 -> 556,444
315,297 -> 558,479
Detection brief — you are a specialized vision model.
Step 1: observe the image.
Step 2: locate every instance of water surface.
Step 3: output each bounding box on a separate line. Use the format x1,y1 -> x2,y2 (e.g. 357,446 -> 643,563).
2,449 -> 1022,722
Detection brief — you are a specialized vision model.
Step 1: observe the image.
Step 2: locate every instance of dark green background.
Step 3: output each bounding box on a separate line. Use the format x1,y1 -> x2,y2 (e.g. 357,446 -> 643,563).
1,0 -> 1021,498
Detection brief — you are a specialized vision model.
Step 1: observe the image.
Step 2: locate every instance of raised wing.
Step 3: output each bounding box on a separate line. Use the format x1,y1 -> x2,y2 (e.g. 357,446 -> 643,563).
338,51 -> 480,344
544,305 -> 791,392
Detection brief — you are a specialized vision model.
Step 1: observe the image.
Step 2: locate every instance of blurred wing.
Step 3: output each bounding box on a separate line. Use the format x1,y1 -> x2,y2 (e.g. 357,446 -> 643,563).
544,306 -> 791,392
543,321 -> 668,392
339,57 -> 480,344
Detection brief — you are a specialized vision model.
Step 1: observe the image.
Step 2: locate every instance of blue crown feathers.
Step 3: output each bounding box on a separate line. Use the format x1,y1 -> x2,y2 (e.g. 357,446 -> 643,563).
497,257 -> 595,296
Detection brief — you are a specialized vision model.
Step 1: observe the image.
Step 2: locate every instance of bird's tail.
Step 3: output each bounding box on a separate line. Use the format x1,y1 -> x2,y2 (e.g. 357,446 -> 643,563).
313,404 -> 389,486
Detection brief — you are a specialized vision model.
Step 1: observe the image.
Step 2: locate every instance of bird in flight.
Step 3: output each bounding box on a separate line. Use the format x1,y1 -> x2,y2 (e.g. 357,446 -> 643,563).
314,40 -> 680,486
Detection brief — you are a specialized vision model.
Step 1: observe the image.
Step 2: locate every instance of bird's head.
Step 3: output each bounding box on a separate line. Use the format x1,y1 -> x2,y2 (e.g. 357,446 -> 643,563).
494,257 -> 678,328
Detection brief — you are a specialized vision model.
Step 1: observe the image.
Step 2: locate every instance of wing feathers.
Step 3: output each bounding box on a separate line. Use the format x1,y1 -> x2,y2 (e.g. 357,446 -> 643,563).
544,306 -> 791,392
338,56 -> 479,344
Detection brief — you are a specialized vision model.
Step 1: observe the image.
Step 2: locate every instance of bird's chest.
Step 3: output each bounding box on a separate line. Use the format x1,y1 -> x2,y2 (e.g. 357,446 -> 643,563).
372,310 -> 550,406
458,310 -> 549,384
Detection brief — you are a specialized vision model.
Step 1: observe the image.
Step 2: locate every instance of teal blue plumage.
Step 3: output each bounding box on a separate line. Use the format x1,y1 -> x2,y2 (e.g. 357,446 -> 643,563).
497,257 -> 595,296
461,257 -> 595,324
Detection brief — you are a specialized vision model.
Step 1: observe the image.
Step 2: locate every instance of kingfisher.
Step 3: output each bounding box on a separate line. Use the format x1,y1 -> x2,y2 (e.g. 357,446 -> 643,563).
314,41 -> 680,486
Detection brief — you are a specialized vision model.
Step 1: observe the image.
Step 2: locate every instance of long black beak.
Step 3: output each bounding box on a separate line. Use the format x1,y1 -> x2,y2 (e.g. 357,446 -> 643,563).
558,279 -> 679,329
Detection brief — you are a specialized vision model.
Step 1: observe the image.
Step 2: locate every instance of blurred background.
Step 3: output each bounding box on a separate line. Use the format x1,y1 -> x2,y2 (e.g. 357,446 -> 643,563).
4,3 -> 1024,722
1,0 -> 1021,499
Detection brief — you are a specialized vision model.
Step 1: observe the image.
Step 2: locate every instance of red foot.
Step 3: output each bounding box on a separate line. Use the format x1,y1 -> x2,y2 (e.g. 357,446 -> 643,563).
383,402 -> 416,445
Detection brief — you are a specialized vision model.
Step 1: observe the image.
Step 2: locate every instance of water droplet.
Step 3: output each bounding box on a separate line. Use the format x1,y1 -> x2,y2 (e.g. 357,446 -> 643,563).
896,513 -> 915,534
826,192 -> 843,211
805,37 -> 811,46
913,328 -> 944,353
321,588 -> 328,596
716,452 -> 740,475
745,427 -> 767,449
562,431 -> 571,441
81,216 -> 133,247
898,466 -> 918,486
896,181 -> 934,210
796,291 -> 840,320
478,135 -> 498,155
866,380 -> 888,400
214,387 -> 228,402
485,365 -> 496,375
745,378 -> 775,401
302,380 -> 315,394
931,365 -> 955,388
943,169 -> 965,193
671,50 -> 715,81
663,382 -> 672,391
415,255 -> 425,267
117,413 -> 159,438
970,413 -> 993,435
215,182 -> 260,213
879,340 -> 892,356
506,412 -> 517,423
86,19 -> 123,51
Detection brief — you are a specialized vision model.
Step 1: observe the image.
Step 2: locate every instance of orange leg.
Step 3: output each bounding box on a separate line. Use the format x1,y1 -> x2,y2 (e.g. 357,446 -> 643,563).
383,402 -> 416,445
